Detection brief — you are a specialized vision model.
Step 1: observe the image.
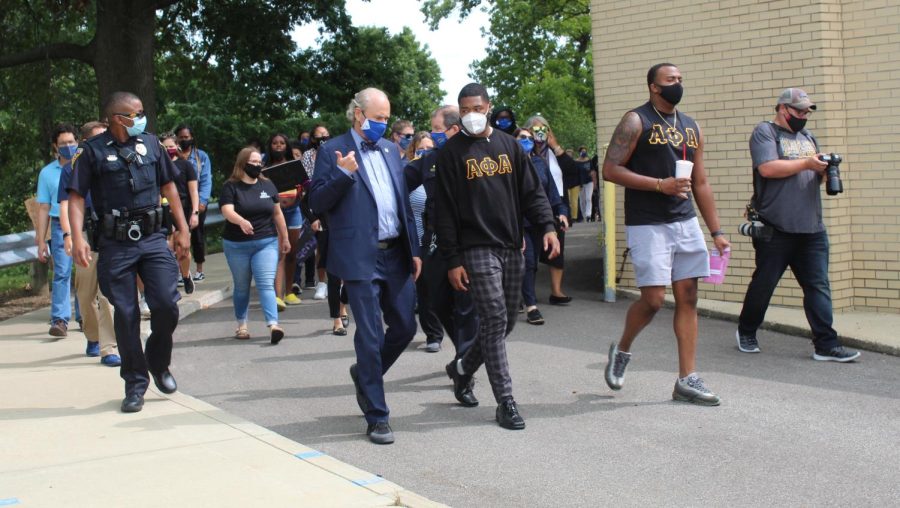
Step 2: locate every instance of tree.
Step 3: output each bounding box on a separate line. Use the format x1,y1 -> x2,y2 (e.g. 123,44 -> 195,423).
422,0 -> 596,150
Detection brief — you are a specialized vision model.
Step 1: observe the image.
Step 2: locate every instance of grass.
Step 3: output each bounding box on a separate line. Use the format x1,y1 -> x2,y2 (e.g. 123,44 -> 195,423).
0,264 -> 32,294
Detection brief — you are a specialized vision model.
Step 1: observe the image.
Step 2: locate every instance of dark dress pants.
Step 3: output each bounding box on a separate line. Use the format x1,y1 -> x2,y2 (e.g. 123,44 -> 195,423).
98,233 -> 180,397
422,248 -> 478,359
343,245 -> 417,425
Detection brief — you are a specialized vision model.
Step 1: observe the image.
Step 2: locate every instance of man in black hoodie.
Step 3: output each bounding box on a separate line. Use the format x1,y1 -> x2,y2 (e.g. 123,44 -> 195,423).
435,83 -> 559,430
490,106 -> 518,135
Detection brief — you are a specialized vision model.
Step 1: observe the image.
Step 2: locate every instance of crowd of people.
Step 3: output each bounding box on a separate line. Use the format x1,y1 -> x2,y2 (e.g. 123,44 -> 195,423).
35,62 -> 859,442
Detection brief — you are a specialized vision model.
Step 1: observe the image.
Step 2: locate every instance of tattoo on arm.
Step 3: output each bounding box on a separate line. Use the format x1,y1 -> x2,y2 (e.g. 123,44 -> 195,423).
604,112 -> 641,167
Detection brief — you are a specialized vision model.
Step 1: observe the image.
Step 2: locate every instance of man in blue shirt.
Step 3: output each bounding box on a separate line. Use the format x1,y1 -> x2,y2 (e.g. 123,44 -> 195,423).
175,125 -> 212,281
36,123 -> 79,337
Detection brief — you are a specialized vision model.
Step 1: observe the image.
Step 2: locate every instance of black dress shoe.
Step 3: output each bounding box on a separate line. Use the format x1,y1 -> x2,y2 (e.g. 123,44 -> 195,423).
496,398 -> 525,430
445,361 -> 478,407
121,393 -> 144,413
366,421 -> 394,445
349,364 -> 370,414
151,370 -> 177,394
549,294 -> 572,305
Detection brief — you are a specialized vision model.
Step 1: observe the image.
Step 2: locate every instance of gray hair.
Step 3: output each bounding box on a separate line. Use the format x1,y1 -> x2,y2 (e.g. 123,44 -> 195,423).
345,87 -> 388,123
431,105 -> 460,130
523,114 -> 549,130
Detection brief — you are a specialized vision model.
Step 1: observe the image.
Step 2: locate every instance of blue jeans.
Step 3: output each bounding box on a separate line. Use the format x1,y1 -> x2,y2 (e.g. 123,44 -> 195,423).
49,218 -> 72,323
223,237 -> 279,326
738,229 -> 839,351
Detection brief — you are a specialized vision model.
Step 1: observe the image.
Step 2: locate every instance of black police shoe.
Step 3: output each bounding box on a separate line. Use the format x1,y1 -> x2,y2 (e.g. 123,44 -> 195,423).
496,399 -> 525,430
366,421 -> 394,445
151,370 -> 178,394
445,360 -> 478,407
121,393 -> 144,413
349,364 -> 370,414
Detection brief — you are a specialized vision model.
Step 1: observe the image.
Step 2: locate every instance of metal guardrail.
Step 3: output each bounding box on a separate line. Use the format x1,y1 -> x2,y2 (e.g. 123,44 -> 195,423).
0,203 -> 223,269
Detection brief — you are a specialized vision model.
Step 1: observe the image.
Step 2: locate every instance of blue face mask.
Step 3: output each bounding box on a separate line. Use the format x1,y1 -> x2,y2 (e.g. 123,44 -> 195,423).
415,149 -> 431,158
124,115 -> 147,137
518,138 -> 534,153
430,131 -> 448,148
361,115 -> 388,142
398,136 -> 412,150
300,138 -> 310,147
496,117 -> 513,130
58,144 -> 78,160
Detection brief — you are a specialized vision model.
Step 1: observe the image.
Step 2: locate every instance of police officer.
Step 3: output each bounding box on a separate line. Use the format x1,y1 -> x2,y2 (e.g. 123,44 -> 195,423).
68,91 -> 191,413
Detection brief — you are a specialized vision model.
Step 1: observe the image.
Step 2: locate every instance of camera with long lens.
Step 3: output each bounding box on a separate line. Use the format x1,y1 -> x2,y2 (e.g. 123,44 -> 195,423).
818,153 -> 843,196
738,204 -> 773,241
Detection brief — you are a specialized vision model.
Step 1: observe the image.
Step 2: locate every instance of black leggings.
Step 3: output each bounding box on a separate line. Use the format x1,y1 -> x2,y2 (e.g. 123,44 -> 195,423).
327,272 -> 348,319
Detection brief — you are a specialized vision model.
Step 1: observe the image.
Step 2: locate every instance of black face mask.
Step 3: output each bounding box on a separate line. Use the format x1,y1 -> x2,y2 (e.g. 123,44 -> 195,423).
270,149 -> 286,161
312,136 -> 330,148
785,110 -> 807,132
245,163 -> 262,178
178,139 -> 194,151
657,82 -> 684,106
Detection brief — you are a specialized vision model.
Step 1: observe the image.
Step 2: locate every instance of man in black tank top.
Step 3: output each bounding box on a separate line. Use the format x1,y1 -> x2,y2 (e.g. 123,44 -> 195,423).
601,63 -> 730,406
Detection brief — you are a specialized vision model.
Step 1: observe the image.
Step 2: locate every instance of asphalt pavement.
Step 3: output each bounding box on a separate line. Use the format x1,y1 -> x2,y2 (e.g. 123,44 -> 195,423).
174,222 -> 900,507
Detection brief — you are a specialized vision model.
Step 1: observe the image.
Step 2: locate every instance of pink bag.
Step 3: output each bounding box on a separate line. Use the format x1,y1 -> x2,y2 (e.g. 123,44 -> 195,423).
703,249 -> 731,284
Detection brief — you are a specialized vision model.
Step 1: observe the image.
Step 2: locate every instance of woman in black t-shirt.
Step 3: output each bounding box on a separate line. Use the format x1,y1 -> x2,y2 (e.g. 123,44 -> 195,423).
161,133 -> 200,293
220,147 -> 291,344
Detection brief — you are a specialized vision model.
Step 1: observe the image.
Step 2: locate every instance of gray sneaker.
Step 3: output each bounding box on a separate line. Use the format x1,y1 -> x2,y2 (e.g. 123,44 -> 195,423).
673,375 -> 721,406
604,342 -> 631,391
736,330 -> 760,353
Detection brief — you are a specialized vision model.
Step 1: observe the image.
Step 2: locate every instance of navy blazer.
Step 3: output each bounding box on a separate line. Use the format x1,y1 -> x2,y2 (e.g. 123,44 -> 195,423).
308,130 -> 420,281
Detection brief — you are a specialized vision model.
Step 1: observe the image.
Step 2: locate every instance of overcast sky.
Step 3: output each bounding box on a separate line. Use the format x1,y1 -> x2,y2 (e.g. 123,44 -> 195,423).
292,0 -> 490,104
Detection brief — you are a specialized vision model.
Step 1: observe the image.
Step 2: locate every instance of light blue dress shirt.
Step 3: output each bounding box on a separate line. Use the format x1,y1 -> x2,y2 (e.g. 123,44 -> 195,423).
348,129 -> 400,241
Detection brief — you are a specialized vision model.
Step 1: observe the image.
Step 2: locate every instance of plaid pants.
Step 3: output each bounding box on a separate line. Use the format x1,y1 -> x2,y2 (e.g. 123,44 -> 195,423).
461,247 -> 524,403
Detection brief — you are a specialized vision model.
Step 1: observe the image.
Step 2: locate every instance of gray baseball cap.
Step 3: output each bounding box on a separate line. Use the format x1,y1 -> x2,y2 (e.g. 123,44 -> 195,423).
776,88 -> 816,110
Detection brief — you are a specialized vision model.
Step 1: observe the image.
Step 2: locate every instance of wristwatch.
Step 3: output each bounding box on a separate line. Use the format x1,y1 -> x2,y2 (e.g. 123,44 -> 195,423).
711,230 -> 725,238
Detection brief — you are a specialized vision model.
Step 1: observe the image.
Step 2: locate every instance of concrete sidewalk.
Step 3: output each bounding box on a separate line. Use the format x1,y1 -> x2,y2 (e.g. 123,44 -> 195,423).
0,252 -> 445,508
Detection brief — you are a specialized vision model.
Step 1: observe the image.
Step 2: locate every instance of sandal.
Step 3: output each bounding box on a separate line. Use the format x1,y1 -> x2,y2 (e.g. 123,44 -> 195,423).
235,326 -> 250,340
332,326 -> 348,336
340,314 -> 350,328
270,325 -> 284,345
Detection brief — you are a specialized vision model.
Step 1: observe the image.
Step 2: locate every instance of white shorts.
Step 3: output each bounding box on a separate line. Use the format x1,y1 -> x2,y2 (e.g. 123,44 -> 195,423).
626,217 -> 709,287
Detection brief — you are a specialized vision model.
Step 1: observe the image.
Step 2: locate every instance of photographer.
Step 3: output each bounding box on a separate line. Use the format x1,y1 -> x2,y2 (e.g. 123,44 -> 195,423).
736,88 -> 859,362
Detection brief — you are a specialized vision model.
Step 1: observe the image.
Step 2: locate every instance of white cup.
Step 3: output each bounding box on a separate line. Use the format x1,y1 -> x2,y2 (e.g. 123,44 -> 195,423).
675,160 -> 694,179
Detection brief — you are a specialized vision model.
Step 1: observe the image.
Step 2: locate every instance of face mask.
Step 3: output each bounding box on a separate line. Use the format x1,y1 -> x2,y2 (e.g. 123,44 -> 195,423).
398,136 -> 413,150
430,131 -> 448,148
657,82 -> 684,106
461,112 -> 488,135
178,139 -> 194,151
580,151 -> 588,158
58,144 -> 78,160
785,110 -> 807,132
312,136 -> 329,148
361,115 -> 388,141
300,138 -> 310,147
415,149 -> 432,158
518,138 -> 534,153
496,117 -> 513,130
166,147 -> 179,158
244,163 -> 262,178
532,126 -> 548,143
270,149 -> 286,161
125,115 -> 147,137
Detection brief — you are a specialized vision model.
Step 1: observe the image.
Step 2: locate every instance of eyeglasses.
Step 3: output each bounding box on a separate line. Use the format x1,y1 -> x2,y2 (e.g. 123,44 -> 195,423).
531,126 -> 548,133
114,112 -> 145,121
399,133 -> 414,140
517,134 -> 533,140
787,106 -> 813,118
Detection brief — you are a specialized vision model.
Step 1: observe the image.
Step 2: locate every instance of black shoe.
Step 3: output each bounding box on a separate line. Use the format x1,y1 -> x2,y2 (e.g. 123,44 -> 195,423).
183,274 -> 195,295
549,294 -> 572,305
496,399 -> 525,430
813,346 -> 861,363
445,361 -> 478,407
366,421 -> 394,445
349,364 -> 370,414
121,393 -> 144,413
151,370 -> 177,394
526,308 -> 544,325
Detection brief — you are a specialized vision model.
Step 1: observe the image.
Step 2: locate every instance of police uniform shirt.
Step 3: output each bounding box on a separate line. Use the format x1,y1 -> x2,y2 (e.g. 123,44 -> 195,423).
68,131 -> 177,216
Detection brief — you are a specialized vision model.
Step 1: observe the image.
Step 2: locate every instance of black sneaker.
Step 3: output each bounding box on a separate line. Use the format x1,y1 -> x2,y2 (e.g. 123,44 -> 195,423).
366,421 -> 394,445
292,283 -> 302,296
192,272 -> 205,282
526,308 -> 544,325
496,399 -> 525,430
183,274 -> 195,295
736,330 -> 760,353
813,346 -> 860,363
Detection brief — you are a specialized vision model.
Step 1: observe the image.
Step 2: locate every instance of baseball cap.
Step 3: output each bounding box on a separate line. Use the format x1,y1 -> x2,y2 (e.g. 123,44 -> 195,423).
776,88 -> 816,110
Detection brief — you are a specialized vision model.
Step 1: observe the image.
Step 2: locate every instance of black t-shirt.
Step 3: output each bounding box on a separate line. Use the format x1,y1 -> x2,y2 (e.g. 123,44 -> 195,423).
172,159 -> 197,201
623,101 -> 700,225
434,129 -> 555,269
219,178 -> 279,241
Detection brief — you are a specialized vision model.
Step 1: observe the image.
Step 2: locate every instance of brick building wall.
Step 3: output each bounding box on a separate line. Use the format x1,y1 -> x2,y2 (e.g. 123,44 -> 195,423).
591,0 -> 900,312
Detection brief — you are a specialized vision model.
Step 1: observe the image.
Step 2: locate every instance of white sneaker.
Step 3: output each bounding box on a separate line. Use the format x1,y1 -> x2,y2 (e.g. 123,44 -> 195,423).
313,282 -> 328,300
139,296 -> 151,319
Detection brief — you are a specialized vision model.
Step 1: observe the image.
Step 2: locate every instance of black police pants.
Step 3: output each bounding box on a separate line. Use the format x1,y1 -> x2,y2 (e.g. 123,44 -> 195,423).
191,208 -> 206,264
422,249 -> 478,359
98,232 -> 180,396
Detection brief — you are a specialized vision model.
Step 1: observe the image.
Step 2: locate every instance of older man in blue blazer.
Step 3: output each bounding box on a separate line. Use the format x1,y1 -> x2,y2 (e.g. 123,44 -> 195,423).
309,87 -> 421,445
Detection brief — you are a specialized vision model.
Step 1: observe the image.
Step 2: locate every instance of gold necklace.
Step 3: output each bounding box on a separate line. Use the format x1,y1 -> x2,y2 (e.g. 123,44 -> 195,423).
652,105 -> 678,131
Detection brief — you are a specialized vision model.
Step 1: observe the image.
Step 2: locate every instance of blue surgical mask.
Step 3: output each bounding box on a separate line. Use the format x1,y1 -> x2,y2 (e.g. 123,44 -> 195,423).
496,117 -> 513,130
430,131 -> 448,148
300,138 -> 310,147
125,115 -> 147,137
415,149 -> 431,158
518,138 -> 534,153
398,136 -> 413,150
361,115 -> 388,141
58,144 -> 78,160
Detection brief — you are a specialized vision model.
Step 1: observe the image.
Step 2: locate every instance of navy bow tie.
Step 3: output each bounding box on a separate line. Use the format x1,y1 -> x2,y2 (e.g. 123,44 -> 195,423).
360,141 -> 378,153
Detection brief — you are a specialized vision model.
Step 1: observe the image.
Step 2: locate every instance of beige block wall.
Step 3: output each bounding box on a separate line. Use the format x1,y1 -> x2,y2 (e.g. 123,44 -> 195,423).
591,0 -> 900,313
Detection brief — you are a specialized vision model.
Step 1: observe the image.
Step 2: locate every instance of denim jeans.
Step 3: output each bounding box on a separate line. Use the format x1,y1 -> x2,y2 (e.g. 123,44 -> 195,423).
223,237 -> 279,326
49,218 -> 72,324
738,229 -> 839,351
